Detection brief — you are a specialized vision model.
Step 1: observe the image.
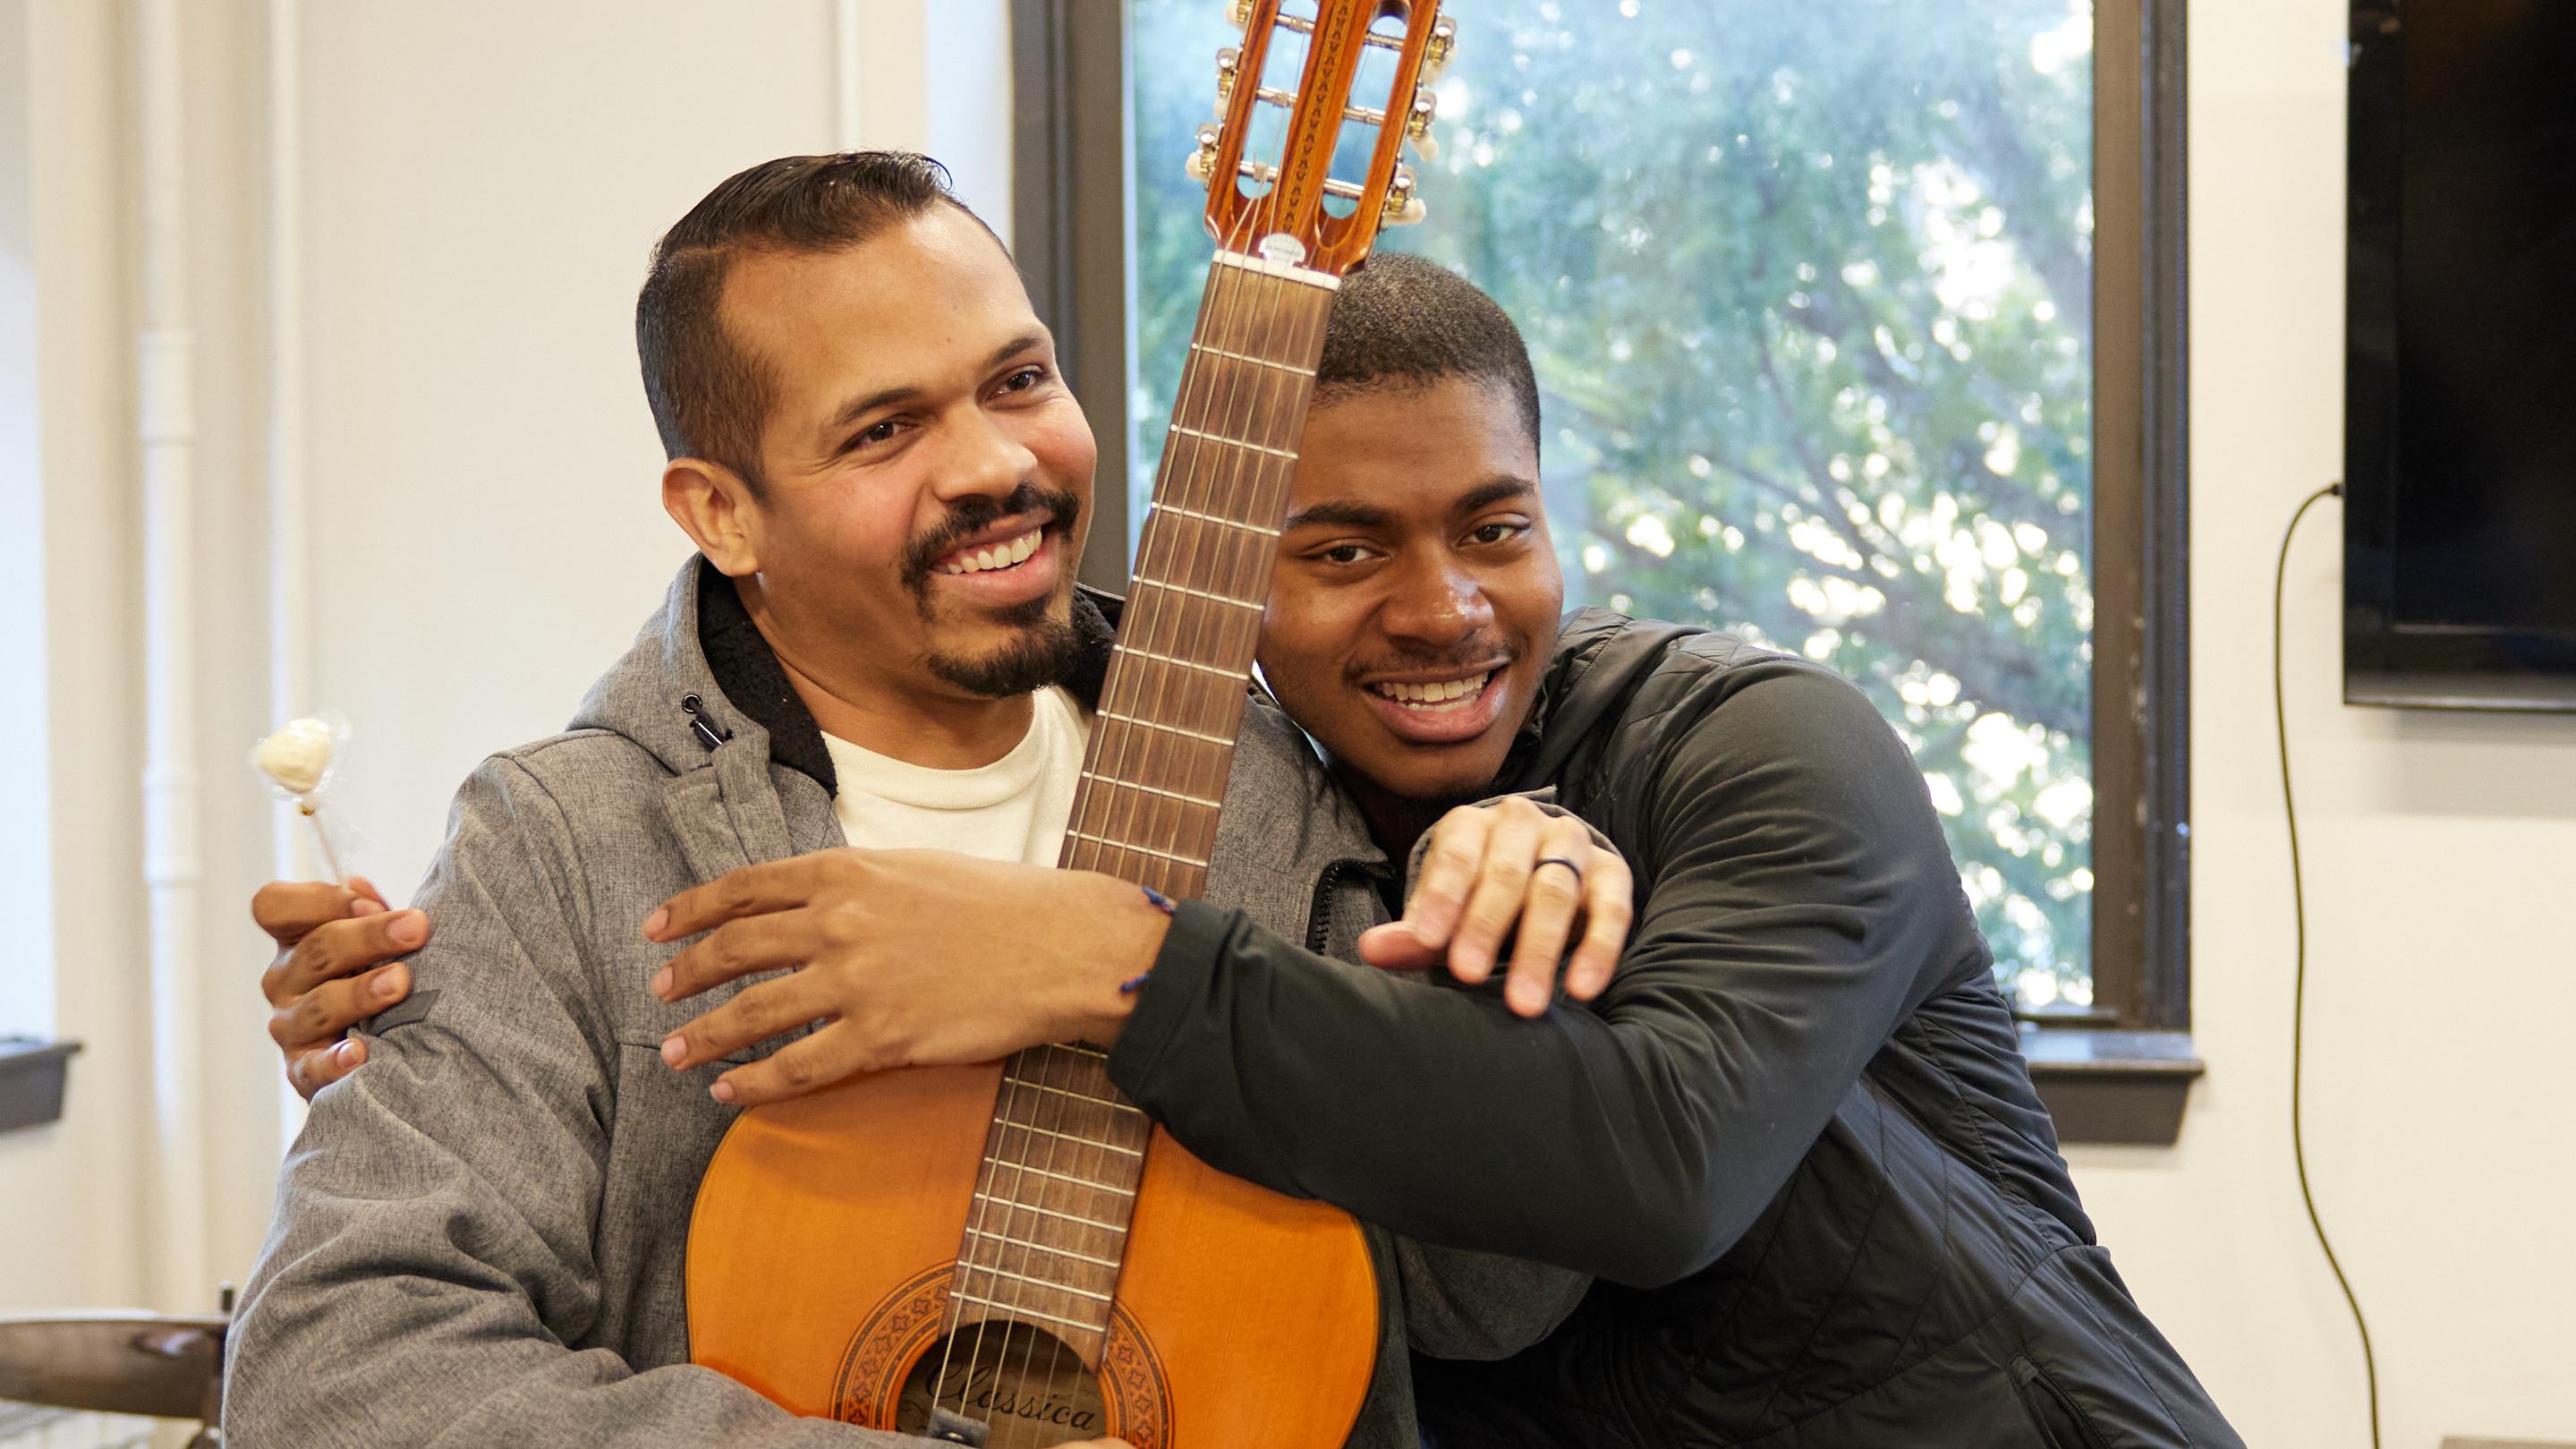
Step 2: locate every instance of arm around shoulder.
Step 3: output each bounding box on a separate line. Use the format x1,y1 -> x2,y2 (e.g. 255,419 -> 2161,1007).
1107,663 -> 1964,1287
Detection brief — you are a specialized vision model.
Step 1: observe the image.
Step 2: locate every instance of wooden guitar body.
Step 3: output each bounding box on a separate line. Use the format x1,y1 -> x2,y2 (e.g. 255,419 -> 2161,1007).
687,1065 -> 1381,1448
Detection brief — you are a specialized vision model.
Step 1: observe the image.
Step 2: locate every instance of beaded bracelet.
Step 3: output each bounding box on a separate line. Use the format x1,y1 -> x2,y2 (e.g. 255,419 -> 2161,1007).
1119,885 -> 1177,994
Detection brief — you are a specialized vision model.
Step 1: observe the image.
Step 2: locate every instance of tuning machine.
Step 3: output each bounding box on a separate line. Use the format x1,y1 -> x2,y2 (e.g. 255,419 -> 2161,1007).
1186,123 -> 1223,184
1228,0 -> 1255,29
1422,17 -> 1458,81
1381,166 -> 1425,227
1216,46 -> 1242,112
1406,89 -> 1440,160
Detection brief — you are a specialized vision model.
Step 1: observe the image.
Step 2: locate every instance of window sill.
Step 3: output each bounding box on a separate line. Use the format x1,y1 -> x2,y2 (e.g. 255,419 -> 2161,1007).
0,1037 -> 81,1133
2018,1027 -> 2201,1146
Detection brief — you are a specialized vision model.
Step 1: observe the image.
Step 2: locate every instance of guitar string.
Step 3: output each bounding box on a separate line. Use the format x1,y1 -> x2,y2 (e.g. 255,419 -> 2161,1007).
1009,102 -> 1305,1426
1019,17 -> 1390,1419
1090,245 -> 1252,897
956,13 -> 1392,1425
965,183 -> 1271,1436
1001,1026 -> 1086,1432
926,246 -> 1237,1430
922,242 -> 1226,1436
1012,170 -> 1280,1431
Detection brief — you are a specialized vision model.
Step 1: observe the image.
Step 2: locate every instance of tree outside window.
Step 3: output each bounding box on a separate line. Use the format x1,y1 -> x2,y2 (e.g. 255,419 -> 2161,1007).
1131,0 -> 2103,1009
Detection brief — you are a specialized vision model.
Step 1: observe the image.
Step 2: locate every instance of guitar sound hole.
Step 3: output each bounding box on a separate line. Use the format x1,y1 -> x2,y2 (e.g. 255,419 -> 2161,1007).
897,1320 -> 1109,1448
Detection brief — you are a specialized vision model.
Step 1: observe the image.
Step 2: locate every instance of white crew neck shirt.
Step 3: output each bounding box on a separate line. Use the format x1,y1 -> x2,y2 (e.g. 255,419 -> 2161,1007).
820,686 -> 1092,866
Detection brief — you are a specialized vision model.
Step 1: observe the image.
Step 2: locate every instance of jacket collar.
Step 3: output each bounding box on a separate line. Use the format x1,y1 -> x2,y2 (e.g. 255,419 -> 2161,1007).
1501,607 -> 1699,790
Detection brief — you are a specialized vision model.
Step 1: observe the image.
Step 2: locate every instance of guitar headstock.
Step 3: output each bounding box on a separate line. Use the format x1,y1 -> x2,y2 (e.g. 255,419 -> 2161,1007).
1184,0 -> 1453,276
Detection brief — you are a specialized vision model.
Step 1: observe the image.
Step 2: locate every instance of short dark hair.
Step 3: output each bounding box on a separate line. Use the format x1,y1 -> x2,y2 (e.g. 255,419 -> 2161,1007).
1314,252 -> 1542,456
635,151 -> 990,491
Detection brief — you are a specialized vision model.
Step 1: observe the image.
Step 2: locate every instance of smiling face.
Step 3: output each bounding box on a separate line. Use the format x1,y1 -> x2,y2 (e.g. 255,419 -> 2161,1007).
1259,375 -> 1566,814
702,206 -> 1097,706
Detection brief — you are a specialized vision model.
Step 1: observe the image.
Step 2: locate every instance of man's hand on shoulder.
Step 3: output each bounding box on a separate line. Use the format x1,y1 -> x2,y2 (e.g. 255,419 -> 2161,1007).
252,876 -> 428,1099
1356,796 -> 1635,1018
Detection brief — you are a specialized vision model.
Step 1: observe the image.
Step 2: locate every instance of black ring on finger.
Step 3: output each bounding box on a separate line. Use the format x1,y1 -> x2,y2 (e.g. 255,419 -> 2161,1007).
1533,856 -> 1585,887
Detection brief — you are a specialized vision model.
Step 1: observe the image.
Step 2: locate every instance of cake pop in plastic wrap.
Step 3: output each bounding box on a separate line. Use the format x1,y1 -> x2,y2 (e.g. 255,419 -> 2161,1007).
254,712 -> 354,880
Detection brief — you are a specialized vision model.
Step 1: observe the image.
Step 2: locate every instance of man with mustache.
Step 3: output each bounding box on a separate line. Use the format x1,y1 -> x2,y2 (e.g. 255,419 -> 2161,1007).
228,152 -> 1611,1449
246,157 -> 2240,1444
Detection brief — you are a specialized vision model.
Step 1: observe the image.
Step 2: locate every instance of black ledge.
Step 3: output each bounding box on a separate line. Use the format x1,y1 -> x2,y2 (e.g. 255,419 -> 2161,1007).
2019,1027 -> 2202,1146
0,1037 -> 81,1134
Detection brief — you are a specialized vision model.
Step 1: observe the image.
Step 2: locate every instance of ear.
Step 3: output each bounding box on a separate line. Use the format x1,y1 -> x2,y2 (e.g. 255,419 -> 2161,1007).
663,458 -> 763,576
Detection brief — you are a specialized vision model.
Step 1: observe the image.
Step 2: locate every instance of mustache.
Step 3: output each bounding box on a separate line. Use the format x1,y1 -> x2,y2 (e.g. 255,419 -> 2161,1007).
901,482 -> 1084,590
1346,637 -> 1519,682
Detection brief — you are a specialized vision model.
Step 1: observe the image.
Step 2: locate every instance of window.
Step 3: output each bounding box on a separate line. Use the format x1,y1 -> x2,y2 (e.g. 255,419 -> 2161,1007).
1015,0 -> 2187,1038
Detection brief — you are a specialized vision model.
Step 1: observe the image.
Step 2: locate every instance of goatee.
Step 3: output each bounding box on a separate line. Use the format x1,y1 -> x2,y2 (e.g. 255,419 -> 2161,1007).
924,596 -> 1086,698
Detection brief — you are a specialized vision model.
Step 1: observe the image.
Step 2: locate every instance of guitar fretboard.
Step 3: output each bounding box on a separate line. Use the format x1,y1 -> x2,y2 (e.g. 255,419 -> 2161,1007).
944,249 -> 1339,1350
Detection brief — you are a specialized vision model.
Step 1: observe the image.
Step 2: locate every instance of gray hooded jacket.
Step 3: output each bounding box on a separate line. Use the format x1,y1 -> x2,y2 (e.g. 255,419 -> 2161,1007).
225,557 -> 1582,1448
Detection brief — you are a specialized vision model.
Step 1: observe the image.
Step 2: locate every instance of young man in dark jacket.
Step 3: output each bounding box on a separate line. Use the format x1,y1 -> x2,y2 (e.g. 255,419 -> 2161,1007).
1113,256 -> 2240,1448
254,217 -> 2236,1440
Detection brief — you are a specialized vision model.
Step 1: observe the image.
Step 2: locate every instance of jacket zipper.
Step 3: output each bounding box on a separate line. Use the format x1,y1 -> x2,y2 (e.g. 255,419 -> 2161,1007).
1305,857 -> 1395,954
1305,861 -> 1347,952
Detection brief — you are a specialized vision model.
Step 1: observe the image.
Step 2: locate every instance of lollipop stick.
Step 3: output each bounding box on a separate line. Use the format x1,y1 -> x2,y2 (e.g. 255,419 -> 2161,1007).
300,800 -> 346,882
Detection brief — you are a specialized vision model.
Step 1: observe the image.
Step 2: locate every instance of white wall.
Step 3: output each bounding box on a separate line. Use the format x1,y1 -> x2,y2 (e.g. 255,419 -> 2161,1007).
0,0 -> 55,1041
294,0 -> 840,933
0,0 -> 1012,1315
2060,1 -> 2576,1445
1,0 -> 149,1317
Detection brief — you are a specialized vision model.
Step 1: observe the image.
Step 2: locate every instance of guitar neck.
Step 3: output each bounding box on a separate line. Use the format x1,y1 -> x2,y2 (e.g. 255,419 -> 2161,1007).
939,251 -> 1342,1342
1058,249 -> 1340,897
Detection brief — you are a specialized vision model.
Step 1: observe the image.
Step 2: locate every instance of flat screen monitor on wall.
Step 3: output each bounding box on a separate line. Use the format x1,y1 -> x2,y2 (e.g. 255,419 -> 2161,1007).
2345,0 -> 2576,711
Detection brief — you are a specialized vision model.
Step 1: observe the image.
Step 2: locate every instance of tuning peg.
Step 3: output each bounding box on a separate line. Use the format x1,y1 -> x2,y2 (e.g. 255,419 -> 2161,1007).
1406,89 -> 1440,160
1186,124 -> 1222,184
1215,46 -> 1241,113
1422,17 -> 1457,81
1228,0 -> 1255,29
1381,166 -> 1425,226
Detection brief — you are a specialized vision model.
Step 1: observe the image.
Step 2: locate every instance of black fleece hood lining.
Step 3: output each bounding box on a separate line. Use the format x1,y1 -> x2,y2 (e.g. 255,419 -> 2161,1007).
691,562 -> 1121,798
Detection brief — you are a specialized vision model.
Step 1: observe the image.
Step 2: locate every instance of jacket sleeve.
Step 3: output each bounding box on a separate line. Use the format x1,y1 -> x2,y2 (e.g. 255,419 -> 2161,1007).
1106,663 -> 1956,1289
225,758 -> 935,1449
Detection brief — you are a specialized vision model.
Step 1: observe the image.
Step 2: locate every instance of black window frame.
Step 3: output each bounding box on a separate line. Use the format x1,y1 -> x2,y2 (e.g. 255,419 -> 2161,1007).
1011,0 -> 2198,1141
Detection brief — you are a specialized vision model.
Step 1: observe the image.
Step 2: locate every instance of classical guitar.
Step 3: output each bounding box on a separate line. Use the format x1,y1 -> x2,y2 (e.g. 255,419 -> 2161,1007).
684,4 -> 1453,1445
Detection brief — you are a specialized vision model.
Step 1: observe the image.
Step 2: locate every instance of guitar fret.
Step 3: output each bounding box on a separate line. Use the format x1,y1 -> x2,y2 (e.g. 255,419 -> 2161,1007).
1119,644 -> 1245,683
989,1111 -> 1146,1159
953,1260 -> 1115,1304
1128,575 -> 1267,612
1040,1042 -> 1109,1061
982,1156 -> 1135,1197
1188,342 -> 1318,378
1002,1077 -> 1147,1113
1166,423 -> 1298,461
1084,775 -> 1223,812
1095,709 -> 1235,746
965,1225 -> 1121,1270
1064,831 -> 1209,869
966,1196 -> 1130,1234
945,1290 -> 1107,1335
1152,502 -> 1282,538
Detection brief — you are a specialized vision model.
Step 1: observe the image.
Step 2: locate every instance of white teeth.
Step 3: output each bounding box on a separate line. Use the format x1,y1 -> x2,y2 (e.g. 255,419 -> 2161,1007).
936,528 -> 1044,575
1370,671 -> 1493,710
